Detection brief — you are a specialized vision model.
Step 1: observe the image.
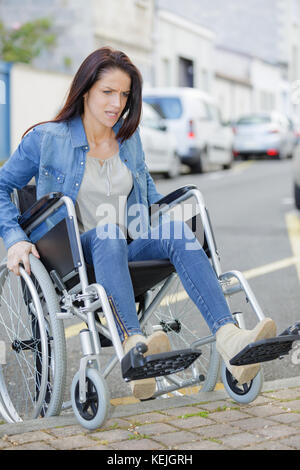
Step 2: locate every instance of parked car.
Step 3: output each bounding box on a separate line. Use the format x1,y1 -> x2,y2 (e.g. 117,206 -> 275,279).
143,87 -> 234,173
232,111 -> 295,160
140,101 -> 180,178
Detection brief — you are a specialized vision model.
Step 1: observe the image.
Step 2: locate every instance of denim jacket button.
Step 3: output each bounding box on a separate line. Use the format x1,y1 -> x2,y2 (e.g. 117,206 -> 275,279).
75,182 -> 79,187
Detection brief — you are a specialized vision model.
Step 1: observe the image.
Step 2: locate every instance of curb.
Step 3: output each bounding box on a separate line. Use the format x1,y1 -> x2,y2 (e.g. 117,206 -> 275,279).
1,375 -> 300,438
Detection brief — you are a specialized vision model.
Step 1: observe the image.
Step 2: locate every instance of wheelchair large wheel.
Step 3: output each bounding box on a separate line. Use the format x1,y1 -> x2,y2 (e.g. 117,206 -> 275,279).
71,368 -> 110,430
142,274 -> 220,394
0,254 -> 66,422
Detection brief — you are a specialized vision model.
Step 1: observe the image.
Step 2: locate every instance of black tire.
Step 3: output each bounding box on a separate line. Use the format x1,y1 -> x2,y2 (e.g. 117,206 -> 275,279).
294,182 -> 300,210
190,153 -> 203,174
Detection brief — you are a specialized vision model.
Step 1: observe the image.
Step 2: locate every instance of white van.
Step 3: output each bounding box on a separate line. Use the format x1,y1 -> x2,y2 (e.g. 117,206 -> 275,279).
143,87 -> 234,173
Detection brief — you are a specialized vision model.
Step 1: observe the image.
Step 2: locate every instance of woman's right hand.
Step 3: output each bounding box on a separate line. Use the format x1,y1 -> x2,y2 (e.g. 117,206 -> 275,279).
7,241 -> 40,276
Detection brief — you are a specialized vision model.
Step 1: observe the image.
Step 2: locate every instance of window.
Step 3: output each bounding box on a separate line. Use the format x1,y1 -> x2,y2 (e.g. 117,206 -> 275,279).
142,103 -> 162,129
178,57 -> 194,87
237,115 -> 271,125
143,96 -> 183,119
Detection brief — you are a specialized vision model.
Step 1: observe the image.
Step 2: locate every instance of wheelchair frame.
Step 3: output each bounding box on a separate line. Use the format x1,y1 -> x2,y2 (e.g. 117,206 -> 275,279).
0,184 -> 268,428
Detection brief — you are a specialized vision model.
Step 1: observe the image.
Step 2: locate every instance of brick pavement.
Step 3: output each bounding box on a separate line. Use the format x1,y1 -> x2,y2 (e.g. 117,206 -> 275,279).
1,379 -> 300,451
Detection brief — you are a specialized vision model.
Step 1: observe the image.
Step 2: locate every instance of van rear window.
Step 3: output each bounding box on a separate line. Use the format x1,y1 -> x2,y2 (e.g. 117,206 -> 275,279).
143,96 -> 183,119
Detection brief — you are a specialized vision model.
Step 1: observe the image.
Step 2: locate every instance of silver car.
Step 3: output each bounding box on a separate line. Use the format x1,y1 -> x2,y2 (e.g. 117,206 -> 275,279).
233,111 -> 295,160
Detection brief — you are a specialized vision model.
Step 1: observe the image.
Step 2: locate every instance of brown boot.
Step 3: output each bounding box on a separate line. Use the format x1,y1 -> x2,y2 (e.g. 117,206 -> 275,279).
145,330 -> 171,355
123,331 -> 171,400
216,318 -> 276,384
123,334 -> 156,400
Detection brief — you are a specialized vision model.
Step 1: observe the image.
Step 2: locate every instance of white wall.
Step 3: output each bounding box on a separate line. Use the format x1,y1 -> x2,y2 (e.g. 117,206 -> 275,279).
10,64 -> 72,152
250,59 -> 283,113
214,77 -> 252,121
92,0 -> 154,85
154,10 -> 215,91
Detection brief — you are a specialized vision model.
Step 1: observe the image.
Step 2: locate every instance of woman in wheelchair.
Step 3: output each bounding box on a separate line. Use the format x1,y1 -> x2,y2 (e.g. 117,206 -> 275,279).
0,47 -> 276,400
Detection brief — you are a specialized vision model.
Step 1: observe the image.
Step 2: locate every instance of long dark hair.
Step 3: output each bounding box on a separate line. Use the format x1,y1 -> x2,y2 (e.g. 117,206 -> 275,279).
22,47 -> 143,142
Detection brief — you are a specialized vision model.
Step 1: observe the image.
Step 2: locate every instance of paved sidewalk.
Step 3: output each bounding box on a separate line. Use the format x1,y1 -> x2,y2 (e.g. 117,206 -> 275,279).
1,377 -> 300,451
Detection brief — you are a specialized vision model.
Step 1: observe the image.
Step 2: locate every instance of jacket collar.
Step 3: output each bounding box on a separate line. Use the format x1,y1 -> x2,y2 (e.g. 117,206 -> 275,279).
68,114 -> 123,148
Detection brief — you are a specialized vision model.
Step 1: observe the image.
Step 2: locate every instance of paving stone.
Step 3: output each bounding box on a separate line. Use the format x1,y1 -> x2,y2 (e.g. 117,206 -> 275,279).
248,395 -> 275,406
193,423 -> 241,438
99,417 -> 133,429
280,435 -> 300,449
124,412 -> 173,425
233,417 -> 278,431
219,432 -> 263,449
176,440 -> 229,450
256,424 -> 299,439
47,425 -> 85,438
111,438 -> 165,450
157,430 -> 199,447
7,430 -> 54,445
0,439 -> 10,449
196,400 -> 234,411
91,428 -> 133,443
264,388 -> 300,401
50,435 -> 98,450
5,442 -> 55,450
268,412 -> 300,425
79,444 -> 115,450
170,416 -> 215,429
244,441 -> 295,450
129,422 -> 177,436
274,400 -> 300,412
207,409 -> 250,423
246,404 -> 284,418
160,406 -> 205,417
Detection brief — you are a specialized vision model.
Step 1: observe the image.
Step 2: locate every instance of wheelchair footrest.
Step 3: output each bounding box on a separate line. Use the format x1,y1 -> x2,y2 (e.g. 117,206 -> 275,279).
230,335 -> 300,366
121,343 -> 201,381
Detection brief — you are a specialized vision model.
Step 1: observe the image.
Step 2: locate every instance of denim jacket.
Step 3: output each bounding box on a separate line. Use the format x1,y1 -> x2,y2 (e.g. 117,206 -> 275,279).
0,115 -> 164,250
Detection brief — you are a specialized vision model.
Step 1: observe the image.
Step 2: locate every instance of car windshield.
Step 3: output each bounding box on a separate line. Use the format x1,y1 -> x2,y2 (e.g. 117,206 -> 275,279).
237,115 -> 271,125
143,96 -> 183,119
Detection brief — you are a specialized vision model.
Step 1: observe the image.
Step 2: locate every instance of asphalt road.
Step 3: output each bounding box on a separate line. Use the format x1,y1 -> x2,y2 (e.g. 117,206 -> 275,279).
1,157 -> 300,403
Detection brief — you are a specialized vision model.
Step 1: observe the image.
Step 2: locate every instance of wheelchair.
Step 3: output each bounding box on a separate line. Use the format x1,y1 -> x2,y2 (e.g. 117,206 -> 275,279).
0,183 -> 299,430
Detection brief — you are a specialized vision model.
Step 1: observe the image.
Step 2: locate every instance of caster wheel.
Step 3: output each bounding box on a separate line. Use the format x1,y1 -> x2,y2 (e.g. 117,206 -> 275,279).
221,360 -> 263,404
71,368 -> 110,430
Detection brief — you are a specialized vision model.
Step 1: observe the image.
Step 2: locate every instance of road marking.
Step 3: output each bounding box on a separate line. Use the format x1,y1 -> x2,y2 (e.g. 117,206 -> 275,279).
231,160 -> 254,172
65,322 -> 86,339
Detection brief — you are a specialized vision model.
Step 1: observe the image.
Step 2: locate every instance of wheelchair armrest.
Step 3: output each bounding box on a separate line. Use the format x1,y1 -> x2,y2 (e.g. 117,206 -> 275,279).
18,192 -> 64,230
149,185 -> 197,216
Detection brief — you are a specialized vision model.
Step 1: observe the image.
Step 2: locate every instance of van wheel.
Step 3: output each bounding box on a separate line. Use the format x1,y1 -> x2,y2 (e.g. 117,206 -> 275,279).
294,182 -> 300,210
190,154 -> 203,174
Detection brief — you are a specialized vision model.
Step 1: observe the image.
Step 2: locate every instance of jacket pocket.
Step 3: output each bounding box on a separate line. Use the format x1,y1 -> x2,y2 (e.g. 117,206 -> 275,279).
40,165 -> 65,184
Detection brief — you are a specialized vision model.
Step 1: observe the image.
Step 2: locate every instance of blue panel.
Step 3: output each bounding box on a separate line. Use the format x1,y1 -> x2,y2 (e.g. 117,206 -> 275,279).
0,61 -> 12,162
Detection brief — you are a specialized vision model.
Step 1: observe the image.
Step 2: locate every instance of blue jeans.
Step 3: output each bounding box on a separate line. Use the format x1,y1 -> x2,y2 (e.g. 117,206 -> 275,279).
80,220 -> 235,343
